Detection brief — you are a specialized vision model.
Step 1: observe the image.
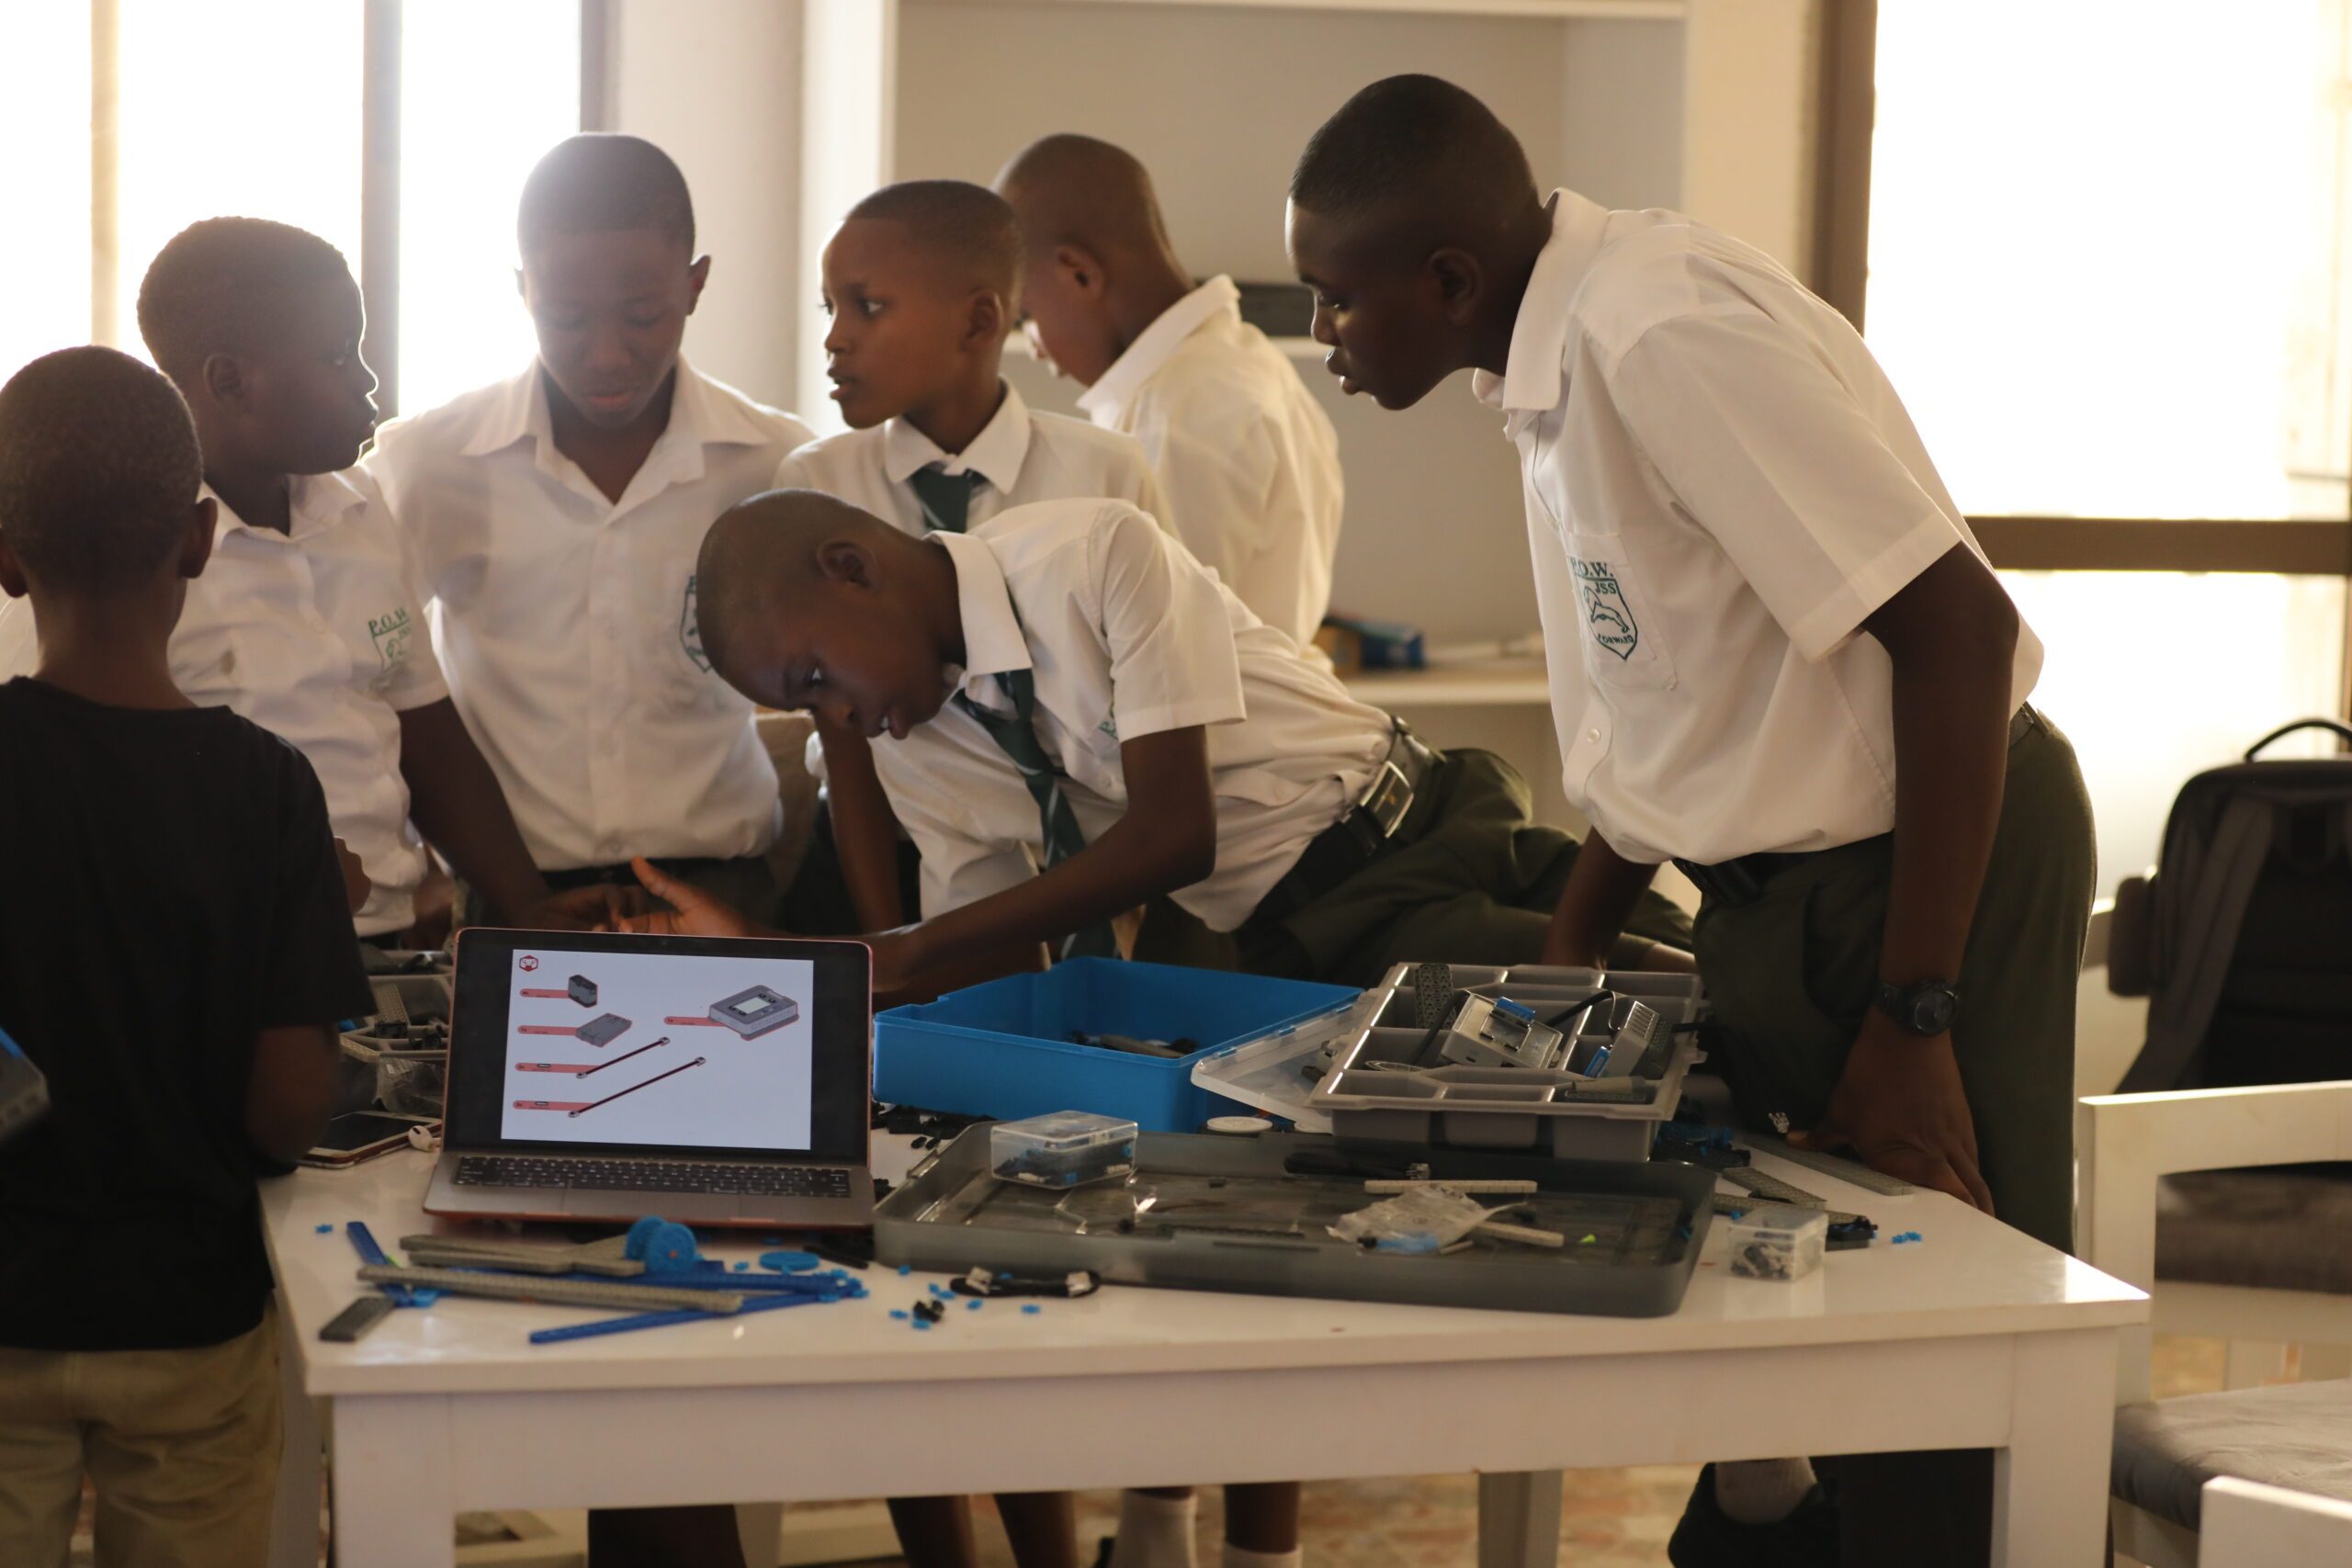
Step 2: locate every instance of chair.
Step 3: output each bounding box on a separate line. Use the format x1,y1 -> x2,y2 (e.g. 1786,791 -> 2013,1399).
2198,1475 -> 2352,1567
2075,1080 -> 2352,1566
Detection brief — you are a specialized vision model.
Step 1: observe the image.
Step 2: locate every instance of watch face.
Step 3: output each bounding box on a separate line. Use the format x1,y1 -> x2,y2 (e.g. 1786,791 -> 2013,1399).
1911,987 -> 1960,1034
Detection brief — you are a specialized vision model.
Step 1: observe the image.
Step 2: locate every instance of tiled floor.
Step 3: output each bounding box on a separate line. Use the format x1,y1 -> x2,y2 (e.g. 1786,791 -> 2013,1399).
54,1335 -> 2262,1568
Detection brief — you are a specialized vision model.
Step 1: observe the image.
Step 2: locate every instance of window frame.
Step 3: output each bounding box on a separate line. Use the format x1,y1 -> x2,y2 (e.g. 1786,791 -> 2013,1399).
77,0 -> 596,421
1811,0 -> 2352,613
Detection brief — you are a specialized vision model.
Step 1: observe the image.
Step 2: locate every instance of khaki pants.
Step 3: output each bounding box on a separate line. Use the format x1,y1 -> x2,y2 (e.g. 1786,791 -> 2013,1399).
0,1309 -> 283,1568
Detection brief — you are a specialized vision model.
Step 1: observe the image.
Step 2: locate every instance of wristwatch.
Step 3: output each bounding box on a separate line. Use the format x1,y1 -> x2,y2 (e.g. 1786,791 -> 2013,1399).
1872,978 -> 1961,1036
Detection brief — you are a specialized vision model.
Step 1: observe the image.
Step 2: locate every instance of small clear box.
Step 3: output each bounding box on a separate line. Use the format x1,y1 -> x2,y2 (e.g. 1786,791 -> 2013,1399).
1725,1203 -> 1827,1281
990,1111 -> 1138,1189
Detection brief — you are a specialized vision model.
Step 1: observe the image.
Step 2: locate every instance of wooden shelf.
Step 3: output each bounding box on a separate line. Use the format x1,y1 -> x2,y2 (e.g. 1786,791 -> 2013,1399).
1342,656 -> 1553,708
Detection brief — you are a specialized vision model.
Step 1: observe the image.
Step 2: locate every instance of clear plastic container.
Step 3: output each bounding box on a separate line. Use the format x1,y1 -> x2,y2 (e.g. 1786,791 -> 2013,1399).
989,1111 -> 1139,1189
1725,1203 -> 1827,1280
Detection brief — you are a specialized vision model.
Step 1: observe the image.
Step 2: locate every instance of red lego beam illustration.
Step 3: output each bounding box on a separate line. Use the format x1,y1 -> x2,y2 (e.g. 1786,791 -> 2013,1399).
512,1056 -> 706,1118
514,1037 -> 671,1078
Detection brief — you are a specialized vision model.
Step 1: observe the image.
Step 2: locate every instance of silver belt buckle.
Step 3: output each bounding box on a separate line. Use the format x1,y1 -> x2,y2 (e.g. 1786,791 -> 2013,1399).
1361,760 -> 1412,839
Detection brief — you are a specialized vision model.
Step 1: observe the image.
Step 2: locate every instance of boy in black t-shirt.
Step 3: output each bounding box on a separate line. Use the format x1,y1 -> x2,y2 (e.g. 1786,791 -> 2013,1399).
0,346 -> 370,1568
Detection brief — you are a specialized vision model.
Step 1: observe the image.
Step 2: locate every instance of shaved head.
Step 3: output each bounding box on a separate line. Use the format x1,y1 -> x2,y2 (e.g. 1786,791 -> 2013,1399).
695,491 -> 956,740
1290,73 -> 1544,265
844,180 -> 1024,314
518,133 -> 695,255
0,347 -> 203,597
995,134 -> 1176,267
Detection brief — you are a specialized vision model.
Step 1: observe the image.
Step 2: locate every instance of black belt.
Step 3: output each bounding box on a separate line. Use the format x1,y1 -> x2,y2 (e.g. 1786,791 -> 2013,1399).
543,854 -> 752,892
1247,724 -> 1442,929
1674,705 -> 2040,909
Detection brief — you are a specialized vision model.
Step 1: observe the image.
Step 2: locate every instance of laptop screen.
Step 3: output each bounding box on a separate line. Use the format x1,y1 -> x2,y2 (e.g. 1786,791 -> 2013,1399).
446,930 -> 872,1165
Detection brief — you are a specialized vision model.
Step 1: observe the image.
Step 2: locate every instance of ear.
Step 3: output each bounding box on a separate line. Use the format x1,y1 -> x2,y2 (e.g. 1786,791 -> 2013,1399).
513,265 -> 528,305
198,352 -> 245,412
1427,247 -> 1486,327
684,254 -> 712,316
964,287 -> 1007,353
1055,243 -> 1106,300
816,537 -> 877,591
0,532 -> 25,600
179,497 -> 219,580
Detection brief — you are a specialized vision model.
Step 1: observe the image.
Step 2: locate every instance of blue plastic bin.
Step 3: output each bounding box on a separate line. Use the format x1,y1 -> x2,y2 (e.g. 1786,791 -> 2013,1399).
874,960 -> 1356,1132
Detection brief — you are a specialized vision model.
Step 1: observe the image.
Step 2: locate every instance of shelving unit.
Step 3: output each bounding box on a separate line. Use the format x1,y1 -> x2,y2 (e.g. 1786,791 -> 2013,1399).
794,0 -> 1806,810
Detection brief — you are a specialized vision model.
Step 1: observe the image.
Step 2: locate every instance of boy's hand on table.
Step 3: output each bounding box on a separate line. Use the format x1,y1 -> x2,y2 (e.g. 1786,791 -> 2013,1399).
608,857 -> 759,939
528,883 -> 649,931
334,837 -> 371,913
1792,1014 -> 1995,1213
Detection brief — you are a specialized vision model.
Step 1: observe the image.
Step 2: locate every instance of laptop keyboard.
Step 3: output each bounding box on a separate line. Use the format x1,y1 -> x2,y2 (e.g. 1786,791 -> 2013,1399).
454,1155 -> 854,1200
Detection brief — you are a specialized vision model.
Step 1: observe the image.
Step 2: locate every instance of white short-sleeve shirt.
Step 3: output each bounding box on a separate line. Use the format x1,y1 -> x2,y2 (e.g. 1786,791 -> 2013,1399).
772,378 -> 1164,534
365,361 -> 812,872
0,469 -> 447,935
1076,276 -> 1345,650
876,498 -> 1394,931
1478,189 -> 2044,867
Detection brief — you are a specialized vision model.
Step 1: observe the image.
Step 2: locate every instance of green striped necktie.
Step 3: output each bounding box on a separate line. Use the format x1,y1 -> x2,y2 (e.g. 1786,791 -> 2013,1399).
952,667 -> 1119,961
910,463 -> 985,534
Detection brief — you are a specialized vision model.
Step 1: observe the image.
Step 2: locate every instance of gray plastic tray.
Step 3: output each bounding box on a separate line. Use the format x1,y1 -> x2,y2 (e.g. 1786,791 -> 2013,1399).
1306,964 -> 1706,1161
873,1130 -> 1715,1318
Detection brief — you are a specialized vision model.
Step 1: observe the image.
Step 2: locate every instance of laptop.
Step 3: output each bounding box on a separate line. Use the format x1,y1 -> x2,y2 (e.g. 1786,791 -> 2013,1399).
425,929 -> 874,1229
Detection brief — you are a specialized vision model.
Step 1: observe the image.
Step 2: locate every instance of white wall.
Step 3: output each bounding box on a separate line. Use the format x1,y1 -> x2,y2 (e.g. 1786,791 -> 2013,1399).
610,0 -> 804,411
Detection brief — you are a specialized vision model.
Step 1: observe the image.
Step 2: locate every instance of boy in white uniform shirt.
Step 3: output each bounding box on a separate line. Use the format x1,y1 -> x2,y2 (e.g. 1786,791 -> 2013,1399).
995,134 -> 1344,650
774,180 -> 1164,942
1286,74 -> 2096,1568
0,219 -> 581,941
368,135 -> 813,933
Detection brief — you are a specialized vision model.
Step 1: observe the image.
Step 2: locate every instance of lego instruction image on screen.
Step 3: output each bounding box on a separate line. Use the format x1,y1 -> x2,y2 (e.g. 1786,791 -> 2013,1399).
500,950 -> 814,1150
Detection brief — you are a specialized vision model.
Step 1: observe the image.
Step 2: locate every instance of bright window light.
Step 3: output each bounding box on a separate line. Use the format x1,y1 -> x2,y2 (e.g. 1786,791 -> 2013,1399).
1869,1 -> 2348,522
0,6 -> 92,382
1871,2 -> 2352,894
395,0 -> 579,416
116,0 -> 364,366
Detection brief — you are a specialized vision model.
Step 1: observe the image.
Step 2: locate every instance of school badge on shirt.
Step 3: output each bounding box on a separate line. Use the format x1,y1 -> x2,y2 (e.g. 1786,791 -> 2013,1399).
1571,558 -> 1639,661
368,606 -> 415,670
679,575 -> 711,672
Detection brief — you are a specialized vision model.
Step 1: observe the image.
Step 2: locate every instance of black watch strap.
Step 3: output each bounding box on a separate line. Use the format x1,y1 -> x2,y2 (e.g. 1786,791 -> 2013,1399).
1873,978 -> 1961,1036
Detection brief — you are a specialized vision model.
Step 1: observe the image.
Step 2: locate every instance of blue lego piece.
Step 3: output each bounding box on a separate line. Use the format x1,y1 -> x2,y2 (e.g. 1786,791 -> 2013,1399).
759,1250 -> 821,1273
889,1309 -> 910,1320
1022,1303 -> 1042,1314
315,1224 -> 334,1234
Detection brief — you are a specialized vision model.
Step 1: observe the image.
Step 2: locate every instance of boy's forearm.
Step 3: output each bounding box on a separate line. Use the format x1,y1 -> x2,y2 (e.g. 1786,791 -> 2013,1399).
905,727 -> 1216,976
398,699 -> 550,921
247,1023 -> 342,1164
1543,827 -> 1660,968
816,719 -> 906,932
1865,548 -> 2018,990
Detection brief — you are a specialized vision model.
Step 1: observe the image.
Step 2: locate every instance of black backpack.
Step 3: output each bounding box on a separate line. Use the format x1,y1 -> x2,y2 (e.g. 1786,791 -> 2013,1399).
2109,719 -> 2352,1092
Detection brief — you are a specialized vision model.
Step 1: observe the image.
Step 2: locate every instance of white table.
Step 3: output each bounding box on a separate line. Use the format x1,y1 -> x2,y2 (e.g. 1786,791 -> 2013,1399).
264,1143 -> 2144,1568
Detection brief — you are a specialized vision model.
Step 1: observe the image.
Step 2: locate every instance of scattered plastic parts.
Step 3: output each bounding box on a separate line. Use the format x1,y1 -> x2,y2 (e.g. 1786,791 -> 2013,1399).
912,1318 -> 933,1330
1204,1115 -> 1274,1136
759,1250 -> 821,1273
967,1298 -> 982,1310
1580,1234 -> 1597,1245
1022,1303 -> 1042,1314
898,1264 -> 913,1276
316,1224 -> 334,1234
1892,1231 -> 1923,1245
733,1261 -> 750,1272
889,1309 -> 910,1321
623,1216 -> 701,1271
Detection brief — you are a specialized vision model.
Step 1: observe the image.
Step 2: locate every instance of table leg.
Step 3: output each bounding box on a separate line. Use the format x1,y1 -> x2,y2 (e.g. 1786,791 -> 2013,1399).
267,1304 -> 322,1568
1992,1328 -> 2117,1568
332,1395 -> 456,1568
1476,1472 -> 1562,1568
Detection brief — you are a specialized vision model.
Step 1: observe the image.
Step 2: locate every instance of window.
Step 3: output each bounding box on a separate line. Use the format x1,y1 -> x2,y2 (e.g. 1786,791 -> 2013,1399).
0,1 -> 582,415
398,0 -> 580,414
1860,0 -> 2352,894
